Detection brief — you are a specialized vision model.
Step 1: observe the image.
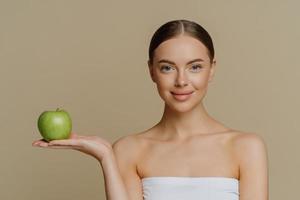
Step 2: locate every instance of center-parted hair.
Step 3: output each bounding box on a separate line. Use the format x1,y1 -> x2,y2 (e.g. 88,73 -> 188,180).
148,19 -> 215,65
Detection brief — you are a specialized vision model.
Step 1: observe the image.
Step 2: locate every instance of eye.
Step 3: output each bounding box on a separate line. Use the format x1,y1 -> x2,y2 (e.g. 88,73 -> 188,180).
160,65 -> 174,72
190,64 -> 203,71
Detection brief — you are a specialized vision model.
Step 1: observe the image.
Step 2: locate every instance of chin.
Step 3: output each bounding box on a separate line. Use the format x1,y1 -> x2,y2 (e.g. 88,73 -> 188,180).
166,101 -> 198,113
172,107 -> 194,113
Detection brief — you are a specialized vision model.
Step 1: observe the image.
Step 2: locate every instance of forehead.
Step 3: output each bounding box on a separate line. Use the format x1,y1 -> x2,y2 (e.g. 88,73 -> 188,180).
153,35 -> 210,64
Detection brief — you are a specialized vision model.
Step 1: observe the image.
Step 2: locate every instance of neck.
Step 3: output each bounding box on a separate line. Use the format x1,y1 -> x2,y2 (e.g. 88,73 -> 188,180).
155,101 -> 230,140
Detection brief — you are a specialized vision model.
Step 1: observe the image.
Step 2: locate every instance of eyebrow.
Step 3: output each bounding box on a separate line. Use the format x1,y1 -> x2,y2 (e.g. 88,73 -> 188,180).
158,58 -> 204,65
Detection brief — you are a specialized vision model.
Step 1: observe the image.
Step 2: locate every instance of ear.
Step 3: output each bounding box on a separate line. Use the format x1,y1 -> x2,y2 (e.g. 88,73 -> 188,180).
208,59 -> 216,83
148,60 -> 156,83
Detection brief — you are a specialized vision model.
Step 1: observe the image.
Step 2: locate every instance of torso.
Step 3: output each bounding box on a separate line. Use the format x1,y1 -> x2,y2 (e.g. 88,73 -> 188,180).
132,127 -> 241,180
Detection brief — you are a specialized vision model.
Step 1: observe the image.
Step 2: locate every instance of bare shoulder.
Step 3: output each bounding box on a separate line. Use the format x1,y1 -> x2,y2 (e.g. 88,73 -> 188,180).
112,132 -> 147,160
231,131 -> 268,163
112,133 -> 140,149
231,131 -> 268,150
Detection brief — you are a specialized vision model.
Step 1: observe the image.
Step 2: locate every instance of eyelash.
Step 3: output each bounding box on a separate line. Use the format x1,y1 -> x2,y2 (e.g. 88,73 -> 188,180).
160,65 -> 203,72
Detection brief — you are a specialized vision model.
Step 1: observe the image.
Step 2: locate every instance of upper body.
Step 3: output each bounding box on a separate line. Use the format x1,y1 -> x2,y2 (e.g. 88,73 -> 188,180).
112,19 -> 269,200
112,127 -> 269,200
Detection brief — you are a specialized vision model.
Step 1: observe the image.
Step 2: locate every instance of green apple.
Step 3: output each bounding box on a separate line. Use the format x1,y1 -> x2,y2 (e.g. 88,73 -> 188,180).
37,108 -> 72,142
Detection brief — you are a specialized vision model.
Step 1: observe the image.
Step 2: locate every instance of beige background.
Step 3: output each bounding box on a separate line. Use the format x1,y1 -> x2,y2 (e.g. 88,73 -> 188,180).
0,0 -> 299,199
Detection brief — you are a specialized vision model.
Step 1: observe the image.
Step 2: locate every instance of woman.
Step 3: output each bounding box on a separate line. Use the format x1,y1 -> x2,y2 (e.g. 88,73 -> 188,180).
32,19 -> 269,200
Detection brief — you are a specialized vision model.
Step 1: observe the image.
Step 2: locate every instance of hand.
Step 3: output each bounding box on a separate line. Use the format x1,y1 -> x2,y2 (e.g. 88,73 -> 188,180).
32,132 -> 113,162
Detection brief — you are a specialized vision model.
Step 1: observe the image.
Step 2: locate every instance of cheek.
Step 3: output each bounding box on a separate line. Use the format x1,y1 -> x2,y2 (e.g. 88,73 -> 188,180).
156,75 -> 174,90
154,76 -> 175,100
191,75 -> 210,90
156,81 -> 171,99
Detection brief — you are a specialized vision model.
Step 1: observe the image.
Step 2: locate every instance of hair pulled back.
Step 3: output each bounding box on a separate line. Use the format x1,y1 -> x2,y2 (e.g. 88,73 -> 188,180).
148,19 -> 215,65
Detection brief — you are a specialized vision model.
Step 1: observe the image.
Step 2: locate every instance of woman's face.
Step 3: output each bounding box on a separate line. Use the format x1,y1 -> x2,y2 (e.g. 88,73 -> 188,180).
148,35 -> 216,112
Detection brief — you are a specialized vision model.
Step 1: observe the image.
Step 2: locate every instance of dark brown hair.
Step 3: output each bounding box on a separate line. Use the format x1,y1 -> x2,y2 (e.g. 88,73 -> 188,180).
148,19 -> 215,65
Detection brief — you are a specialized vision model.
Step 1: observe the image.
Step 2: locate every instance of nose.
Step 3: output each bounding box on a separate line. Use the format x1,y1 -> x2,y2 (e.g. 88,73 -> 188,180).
175,71 -> 188,87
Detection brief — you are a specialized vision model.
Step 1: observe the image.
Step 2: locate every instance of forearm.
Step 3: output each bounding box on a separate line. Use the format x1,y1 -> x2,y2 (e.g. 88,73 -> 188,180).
99,151 -> 130,200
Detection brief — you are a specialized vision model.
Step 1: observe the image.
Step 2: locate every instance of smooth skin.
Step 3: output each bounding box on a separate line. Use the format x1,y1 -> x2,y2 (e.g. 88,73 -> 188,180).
32,34 -> 269,200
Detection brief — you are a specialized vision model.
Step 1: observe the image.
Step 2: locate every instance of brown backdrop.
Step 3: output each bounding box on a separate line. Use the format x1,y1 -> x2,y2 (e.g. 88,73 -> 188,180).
0,0 -> 299,199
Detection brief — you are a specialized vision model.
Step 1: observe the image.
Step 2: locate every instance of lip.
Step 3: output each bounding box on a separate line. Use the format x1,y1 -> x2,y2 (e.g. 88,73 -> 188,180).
171,91 -> 194,95
171,91 -> 194,101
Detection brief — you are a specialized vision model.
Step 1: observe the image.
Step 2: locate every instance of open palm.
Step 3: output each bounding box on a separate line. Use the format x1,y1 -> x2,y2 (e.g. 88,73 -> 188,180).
32,132 -> 113,162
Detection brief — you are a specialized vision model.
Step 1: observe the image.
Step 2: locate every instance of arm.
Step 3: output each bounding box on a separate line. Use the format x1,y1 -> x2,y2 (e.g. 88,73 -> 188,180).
112,135 -> 144,200
100,151 -> 130,200
234,132 -> 269,200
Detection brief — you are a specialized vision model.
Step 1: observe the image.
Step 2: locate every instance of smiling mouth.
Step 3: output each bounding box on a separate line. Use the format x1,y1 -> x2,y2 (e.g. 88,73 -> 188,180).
170,91 -> 194,101
171,91 -> 194,95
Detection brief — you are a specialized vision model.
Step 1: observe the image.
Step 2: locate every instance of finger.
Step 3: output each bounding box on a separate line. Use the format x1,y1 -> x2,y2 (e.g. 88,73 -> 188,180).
48,139 -> 80,146
32,141 -> 39,146
35,142 -> 77,149
39,145 -> 73,150
47,145 -> 73,149
32,139 -> 43,144
35,142 -> 50,148
32,139 -> 49,146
